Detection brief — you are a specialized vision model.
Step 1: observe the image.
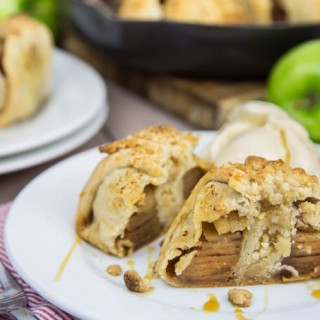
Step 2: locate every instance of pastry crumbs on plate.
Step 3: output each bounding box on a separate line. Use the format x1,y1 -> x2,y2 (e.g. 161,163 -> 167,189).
228,288 -> 253,308
106,264 -> 122,276
123,270 -> 150,293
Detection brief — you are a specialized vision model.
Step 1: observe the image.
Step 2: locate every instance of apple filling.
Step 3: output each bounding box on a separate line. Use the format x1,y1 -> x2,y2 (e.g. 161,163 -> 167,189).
169,195 -> 320,286
114,167 -> 207,256
115,185 -> 161,256
166,228 -> 320,287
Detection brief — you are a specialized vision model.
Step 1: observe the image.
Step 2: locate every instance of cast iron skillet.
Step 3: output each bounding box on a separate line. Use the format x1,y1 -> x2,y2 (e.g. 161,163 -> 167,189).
69,0 -> 320,79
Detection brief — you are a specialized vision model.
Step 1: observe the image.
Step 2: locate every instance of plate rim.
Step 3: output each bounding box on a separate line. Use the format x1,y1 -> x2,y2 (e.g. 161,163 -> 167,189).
0,105 -> 107,175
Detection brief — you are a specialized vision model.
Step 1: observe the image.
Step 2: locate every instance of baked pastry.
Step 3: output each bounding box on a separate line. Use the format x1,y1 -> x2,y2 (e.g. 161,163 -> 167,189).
246,0 -> 273,23
280,0 -> 320,23
0,15 -> 53,127
246,0 -> 320,23
156,156 -> 320,287
76,126 -> 210,258
118,0 -> 320,24
118,0 -> 163,20
164,0 -> 248,25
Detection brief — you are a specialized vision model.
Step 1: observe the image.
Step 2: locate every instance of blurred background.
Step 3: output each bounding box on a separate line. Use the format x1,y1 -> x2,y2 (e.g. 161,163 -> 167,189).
1,0 -> 319,131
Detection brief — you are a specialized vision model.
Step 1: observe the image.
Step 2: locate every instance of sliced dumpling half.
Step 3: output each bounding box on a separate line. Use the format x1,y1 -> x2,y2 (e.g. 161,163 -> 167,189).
76,126 -> 210,257
156,156 -> 320,287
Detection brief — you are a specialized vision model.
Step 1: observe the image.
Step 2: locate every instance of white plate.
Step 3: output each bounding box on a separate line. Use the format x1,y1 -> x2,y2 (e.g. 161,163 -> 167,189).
5,132 -> 320,320
0,49 -> 106,158
0,106 -> 107,175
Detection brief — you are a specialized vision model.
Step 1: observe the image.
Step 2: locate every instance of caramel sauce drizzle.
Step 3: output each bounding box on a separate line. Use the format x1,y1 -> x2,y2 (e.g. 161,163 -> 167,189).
311,289 -> 320,299
54,235 -> 80,282
234,308 -> 252,320
144,246 -> 155,282
252,285 -> 268,319
306,280 -> 320,300
202,294 -> 220,312
279,129 -> 291,164
263,285 -> 269,313
127,260 -> 135,269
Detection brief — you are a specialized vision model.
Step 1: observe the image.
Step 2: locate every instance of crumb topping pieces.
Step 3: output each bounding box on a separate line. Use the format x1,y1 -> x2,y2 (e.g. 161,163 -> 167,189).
106,264 -> 122,276
123,270 -> 150,293
228,288 -> 253,307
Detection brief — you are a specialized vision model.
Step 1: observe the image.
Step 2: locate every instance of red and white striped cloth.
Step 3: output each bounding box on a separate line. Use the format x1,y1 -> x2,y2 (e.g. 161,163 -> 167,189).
0,202 -> 76,320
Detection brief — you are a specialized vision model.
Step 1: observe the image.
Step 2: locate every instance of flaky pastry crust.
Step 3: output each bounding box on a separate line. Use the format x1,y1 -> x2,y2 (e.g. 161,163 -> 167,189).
118,0 -> 163,20
156,156 -> 320,287
164,0 -> 248,24
117,0 -> 320,24
76,125 -> 210,257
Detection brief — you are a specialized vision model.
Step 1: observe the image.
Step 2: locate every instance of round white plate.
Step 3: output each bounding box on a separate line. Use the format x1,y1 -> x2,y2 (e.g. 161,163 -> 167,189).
0,106 -> 107,175
5,132 -> 320,320
0,49 -> 106,158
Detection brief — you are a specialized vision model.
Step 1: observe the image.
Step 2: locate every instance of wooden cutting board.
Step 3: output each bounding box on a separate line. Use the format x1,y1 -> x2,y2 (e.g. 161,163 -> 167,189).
62,30 -> 266,129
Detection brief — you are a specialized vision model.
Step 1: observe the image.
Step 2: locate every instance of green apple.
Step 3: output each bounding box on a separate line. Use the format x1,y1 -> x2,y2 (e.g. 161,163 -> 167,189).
20,0 -> 63,35
267,39 -> 320,142
0,0 -> 62,35
0,0 -> 20,20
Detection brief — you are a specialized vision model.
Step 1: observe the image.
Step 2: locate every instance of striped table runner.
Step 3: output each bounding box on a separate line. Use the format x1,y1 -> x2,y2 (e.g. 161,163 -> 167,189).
0,202 -> 76,320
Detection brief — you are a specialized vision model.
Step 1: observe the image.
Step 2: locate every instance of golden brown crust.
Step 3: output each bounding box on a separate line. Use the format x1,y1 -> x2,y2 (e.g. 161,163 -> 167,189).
280,0 -> 320,23
243,0 -> 320,23
0,71 -> 6,112
118,0 -> 320,24
156,156 -> 320,287
0,15 -> 53,127
118,0 -> 163,20
243,0 -> 274,23
164,0 -> 249,25
100,125 -> 198,155
75,126 -> 210,258
106,264 -> 122,276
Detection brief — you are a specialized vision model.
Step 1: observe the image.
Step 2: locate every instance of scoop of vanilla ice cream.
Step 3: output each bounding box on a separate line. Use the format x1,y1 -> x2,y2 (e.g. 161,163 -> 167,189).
202,101 -> 320,178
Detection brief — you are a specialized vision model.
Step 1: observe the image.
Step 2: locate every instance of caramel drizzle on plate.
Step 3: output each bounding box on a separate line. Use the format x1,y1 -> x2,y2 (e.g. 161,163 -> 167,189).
202,294 -> 220,312
54,235 -> 80,282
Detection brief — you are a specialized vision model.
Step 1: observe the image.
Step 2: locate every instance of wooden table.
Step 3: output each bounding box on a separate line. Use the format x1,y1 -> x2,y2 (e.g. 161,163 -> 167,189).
0,79 -> 198,203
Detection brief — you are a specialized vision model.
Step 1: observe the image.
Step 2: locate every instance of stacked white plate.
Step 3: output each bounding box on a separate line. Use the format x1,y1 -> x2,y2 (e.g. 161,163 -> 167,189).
0,49 -> 108,175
